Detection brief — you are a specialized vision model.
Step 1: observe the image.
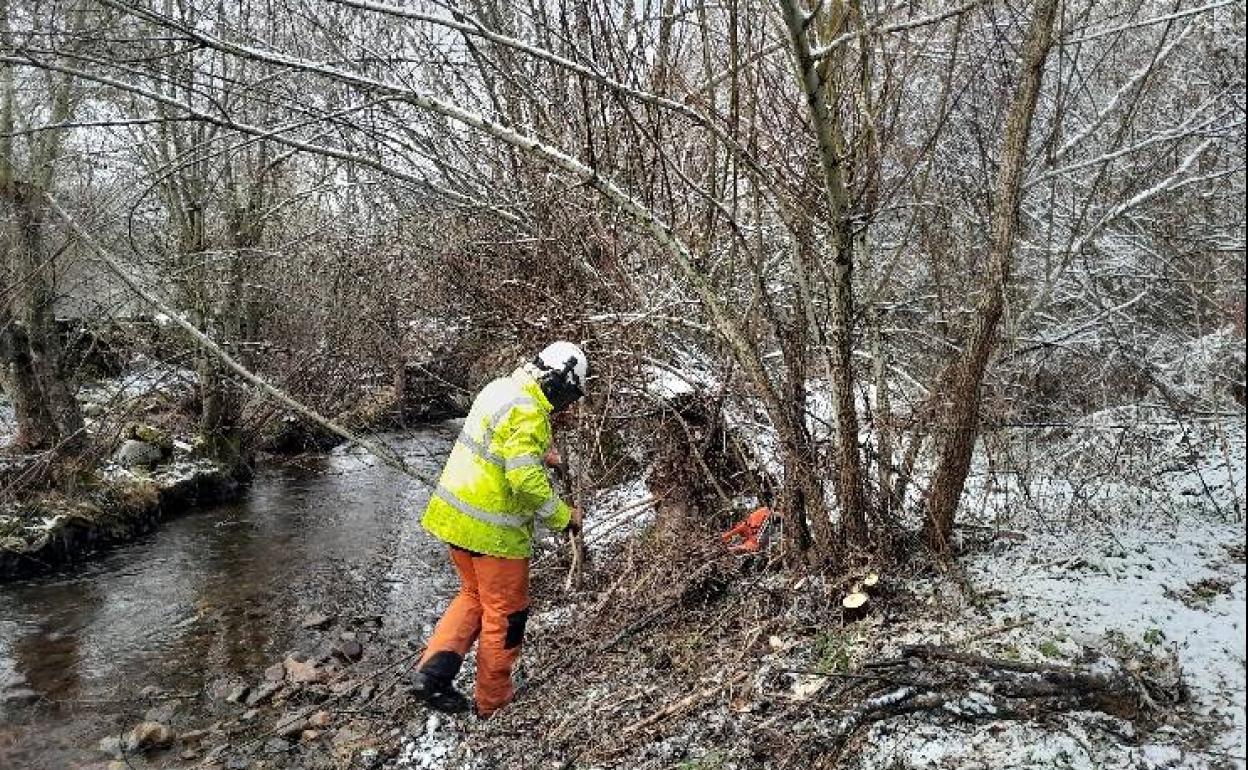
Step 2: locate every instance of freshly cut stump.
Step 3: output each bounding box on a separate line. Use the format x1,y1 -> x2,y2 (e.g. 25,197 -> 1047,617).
842,592 -> 870,621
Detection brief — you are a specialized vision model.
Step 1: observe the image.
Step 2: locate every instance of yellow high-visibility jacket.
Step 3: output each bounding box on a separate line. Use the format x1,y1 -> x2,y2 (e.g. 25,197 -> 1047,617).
421,368 -> 572,558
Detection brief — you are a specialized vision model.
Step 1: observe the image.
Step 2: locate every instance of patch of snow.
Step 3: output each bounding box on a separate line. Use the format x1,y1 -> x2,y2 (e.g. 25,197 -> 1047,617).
641,363 -> 697,400
960,513 -> 1246,758
584,478 -> 656,554
79,357 -> 196,405
0,396 -> 14,447
151,460 -> 223,485
97,463 -> 142,483
857,715 -> 1210,770
96,458 -> 223,486
853,415 -> 1246,769
944,691 -> 1000,718
723,398 -> 783,483
530,604 -> 575,633
392,713 -> 477,770
855,516 -> 1245,767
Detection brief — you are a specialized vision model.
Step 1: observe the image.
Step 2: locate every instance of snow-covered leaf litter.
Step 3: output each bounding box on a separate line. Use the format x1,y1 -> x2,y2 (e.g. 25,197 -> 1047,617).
582,478 -> 656,556
77,356 -> 197,405
850,514 -> 1245,769
850,420 -> 1246,770
1,356 -> 198,448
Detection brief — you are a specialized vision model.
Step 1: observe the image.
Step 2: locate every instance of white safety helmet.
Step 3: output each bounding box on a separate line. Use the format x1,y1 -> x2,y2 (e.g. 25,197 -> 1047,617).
525,341 -> 589,411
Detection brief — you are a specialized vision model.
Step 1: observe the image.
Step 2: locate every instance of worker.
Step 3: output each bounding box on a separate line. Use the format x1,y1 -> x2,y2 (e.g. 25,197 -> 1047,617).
721,506 -> 773,553
407,341 -> 588,718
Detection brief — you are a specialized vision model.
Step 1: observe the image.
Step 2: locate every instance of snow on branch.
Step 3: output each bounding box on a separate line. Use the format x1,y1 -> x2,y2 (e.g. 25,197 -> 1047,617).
2,51 -> 526,226
809,0 -> 985,60
1067,137 -> 1217,257
327,0 -> 787,210
1050,22 -> 1195,166
1061,0 -> 1238,46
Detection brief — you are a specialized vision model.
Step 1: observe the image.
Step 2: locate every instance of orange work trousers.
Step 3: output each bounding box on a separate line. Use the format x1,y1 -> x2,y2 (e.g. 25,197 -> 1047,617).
417,546 -> 530,716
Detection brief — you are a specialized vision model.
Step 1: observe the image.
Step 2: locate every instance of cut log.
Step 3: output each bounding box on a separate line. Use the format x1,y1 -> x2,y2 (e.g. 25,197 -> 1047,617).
842,592 -> 870,621
862,573 -> 879,589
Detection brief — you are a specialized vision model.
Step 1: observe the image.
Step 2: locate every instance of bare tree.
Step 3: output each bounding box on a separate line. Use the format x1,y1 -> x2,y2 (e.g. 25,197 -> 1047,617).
0,0 -> 1239,571
0,0 -> 85,452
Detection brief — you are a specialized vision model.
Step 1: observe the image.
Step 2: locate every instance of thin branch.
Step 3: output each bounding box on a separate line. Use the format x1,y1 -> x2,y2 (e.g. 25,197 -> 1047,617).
1061,0 -> 1238,45
809,0 -> 986,60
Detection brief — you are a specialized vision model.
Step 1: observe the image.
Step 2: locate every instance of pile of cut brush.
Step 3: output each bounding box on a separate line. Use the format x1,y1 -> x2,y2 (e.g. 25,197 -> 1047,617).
406,519 -> 1193,770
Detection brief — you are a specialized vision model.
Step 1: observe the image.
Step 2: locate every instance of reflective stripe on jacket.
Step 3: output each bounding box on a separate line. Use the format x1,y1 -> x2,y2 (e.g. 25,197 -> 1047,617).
421,368 -> 572,558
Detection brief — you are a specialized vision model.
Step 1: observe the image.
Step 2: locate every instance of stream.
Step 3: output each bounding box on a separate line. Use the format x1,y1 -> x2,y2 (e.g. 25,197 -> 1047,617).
0,426 -> 458,769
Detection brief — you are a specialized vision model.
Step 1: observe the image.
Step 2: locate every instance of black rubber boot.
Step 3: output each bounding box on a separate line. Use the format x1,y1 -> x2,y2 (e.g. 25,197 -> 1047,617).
406,670 -> 471,714
427,688 -> 471,714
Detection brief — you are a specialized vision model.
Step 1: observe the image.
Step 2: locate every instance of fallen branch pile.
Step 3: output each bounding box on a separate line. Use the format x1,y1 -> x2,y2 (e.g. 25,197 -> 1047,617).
797,643 -> 1190,764
481,538 -> 1197,770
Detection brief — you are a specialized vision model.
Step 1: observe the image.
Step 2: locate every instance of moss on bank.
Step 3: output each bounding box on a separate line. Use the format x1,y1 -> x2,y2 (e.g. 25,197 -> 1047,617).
0,461 -> 241,581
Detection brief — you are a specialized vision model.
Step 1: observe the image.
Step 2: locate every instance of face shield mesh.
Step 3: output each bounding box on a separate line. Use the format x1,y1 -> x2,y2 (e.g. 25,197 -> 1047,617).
532,354 -> 585,412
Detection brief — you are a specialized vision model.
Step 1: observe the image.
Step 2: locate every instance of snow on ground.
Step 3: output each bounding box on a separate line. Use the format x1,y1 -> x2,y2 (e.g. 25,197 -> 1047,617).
583,478 -> 656,555
77,355 -> 196,404
860,717 -> 1204,770
853,508 -> 1246,770
1,356 -> 196,449
97,457 -> 226,486
854,418 -> 1247,770
390,379 -> 1246,770
0,398 -> 13,443
641,362 -> 701,401
396,712 -> 478,770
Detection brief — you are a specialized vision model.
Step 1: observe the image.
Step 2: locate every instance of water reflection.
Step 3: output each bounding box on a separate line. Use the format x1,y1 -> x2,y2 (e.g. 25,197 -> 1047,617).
8,588 -> 97,701
0,427 -> 455,767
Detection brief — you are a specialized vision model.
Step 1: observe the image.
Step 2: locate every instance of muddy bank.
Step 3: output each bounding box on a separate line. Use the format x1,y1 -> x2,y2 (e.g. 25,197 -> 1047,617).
0,460 -> 241,581
87,611 -> 430,769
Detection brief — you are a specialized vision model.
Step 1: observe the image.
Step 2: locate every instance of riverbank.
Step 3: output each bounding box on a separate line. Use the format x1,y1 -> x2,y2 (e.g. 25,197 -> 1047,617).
90,418 -> 1242,770
0,356 -> 246,581
4,414 -> 1241,769
0,347 -> 466,582
0,459 -> 240,581
92,497 -> 1243,770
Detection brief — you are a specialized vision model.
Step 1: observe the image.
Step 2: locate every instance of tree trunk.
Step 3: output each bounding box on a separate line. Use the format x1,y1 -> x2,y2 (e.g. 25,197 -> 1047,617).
196,202 -> 247,474
923,0 -> 1060,552
868,306 -> 903,559
0,201 -> 83,451
0,0 -> 85,452
11,185 -> 83,447
198,352 -> 245,472
0,317 -> 56,450
778,0 -> 868,551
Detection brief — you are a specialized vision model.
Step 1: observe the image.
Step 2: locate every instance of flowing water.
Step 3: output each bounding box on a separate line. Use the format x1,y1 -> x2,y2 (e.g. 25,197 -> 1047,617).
0,427 -> 458,769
